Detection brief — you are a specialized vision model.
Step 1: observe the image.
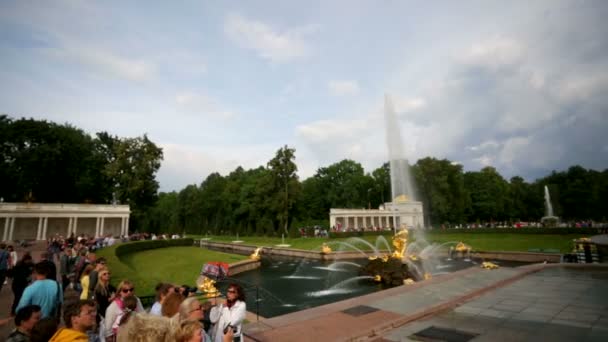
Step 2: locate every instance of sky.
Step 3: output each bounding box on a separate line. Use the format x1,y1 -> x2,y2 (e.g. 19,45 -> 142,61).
1,0 -> 607,192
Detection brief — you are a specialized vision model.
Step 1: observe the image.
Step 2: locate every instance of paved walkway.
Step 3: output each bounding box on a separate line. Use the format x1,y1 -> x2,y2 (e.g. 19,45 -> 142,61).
244,264 -> 608,341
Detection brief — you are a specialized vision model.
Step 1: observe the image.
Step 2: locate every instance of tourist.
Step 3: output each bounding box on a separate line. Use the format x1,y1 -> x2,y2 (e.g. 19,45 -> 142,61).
16,262 -> 63,319
11,253 -> 34,316
111,295 -> 138,337
93,267 -> 115,321
150,282 -> 175,316
104,280 -> 144,339
88,257 -> 107,297
116,313 -> 177,342
38,252 -> 58,281
59,247 -> 75,290
79,264 -> 94,300
178,298 -> 213,341
176,319 -> 213,342
209,283 -> 246,342
8,245 -> 18,268
162,291 -> 185,320
0,243 -> 10,290
49,299 -> 97,341
30,317 -> 59,342
6,305 -> 42,342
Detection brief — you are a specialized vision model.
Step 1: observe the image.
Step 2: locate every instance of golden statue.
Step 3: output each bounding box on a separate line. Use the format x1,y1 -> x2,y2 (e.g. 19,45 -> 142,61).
321,243 -> 332,254
481,261 -> 499,269
250,247 -> 262,261
391,228 -> 409,259
197,276 -> 220,298
373,275 -> 382,282
455,242 -> 471,253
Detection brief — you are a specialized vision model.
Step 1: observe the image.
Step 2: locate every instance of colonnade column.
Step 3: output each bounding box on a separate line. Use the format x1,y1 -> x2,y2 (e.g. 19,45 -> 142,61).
2,217 -> 10,241
37,217 -> 43,240
100,217 -> 105,237
95,218 -> 100,238
42,217 -> 48,240
124,216 -> 129,236
8,217 -> 15,241
67,217 -> 73,237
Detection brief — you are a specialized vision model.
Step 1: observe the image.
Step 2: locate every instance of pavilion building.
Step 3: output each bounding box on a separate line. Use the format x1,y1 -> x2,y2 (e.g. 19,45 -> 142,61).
330,195 -> 424,231
0,202 -> 130,242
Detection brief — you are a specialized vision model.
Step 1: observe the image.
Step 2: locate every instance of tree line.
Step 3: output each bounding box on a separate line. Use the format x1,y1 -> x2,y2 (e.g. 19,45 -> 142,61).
2,115 -> 606,234
0,115 -> 162,230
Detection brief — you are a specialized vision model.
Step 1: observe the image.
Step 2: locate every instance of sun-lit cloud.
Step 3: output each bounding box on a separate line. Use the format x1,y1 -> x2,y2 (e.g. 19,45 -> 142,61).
327,80 -> 360,96
224,13 -> 316,63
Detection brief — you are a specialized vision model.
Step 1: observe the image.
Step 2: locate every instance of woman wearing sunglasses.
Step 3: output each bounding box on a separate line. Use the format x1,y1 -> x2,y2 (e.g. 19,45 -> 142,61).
103,280 -> 144,341
209,283 -> 246,342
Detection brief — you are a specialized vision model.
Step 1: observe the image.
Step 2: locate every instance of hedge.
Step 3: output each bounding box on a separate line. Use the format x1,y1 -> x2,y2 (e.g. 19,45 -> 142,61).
427,227 -> 604,234
328,227 -> 604,238
329,230 -> 391,239
114,238 -> 194,258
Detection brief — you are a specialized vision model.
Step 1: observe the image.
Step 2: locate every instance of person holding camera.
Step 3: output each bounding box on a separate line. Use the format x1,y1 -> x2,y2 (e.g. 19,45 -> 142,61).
209,283 -> 246,342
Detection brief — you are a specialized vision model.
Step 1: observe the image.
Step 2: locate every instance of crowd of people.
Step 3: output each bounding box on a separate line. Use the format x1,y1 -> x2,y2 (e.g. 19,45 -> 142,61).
0,237 -> 246,342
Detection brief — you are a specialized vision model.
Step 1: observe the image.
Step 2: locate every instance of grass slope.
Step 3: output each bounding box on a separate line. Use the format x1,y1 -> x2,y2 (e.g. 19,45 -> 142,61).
97,246 -> 247,297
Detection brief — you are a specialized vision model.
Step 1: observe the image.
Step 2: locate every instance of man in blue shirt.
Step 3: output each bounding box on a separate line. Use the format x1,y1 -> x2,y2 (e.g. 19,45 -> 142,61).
16,261 -> 63,319
0,243 -> 9,292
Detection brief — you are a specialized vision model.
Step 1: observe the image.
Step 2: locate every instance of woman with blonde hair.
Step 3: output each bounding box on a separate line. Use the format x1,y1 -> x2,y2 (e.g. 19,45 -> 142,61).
176,319 -> 204,342
116,313 -> 178,342
79,264 -> 95,300
104,280 -> 144,340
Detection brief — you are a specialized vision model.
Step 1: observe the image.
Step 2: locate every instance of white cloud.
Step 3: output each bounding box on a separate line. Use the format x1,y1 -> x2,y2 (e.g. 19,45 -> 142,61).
224,13 -> 315,62
328,80 -> 360,96
393,97 -> 426,113
175,91 -> 236,119
157,142 -> 277,191
56,46 -> 156,81
460,36 -> 524,68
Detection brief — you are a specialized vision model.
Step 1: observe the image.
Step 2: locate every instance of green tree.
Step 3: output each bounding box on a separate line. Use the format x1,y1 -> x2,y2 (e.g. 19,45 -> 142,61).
96,132 -> 163,231
413,157 -> 469,226
464,166 -> 509,222
267,146 -> 300,235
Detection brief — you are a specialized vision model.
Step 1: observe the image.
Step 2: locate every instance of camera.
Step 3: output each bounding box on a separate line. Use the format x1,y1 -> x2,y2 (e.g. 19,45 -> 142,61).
223,324 -> 237,334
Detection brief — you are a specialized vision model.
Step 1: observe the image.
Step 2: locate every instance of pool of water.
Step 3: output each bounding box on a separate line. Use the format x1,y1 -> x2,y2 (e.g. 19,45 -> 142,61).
212,256 -> 518,318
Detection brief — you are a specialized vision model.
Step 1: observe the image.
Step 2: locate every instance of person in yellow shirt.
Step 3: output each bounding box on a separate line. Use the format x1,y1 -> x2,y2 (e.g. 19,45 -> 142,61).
50,299 -> 97,341
79,265 -> 94,300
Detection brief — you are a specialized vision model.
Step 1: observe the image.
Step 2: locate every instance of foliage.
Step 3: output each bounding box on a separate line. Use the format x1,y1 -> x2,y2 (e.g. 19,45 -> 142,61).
114,238 -> 194,257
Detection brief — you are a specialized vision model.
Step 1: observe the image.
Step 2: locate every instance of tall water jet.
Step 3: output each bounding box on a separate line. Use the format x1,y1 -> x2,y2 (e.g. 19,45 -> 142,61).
384,94 -> 416,203
541,185 -> 559,227
544,185 -> 554,217
383,94 -> 424,230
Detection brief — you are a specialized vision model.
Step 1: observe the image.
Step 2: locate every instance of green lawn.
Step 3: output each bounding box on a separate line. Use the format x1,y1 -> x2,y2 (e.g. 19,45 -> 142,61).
97,246 -> 247,297
189,232 -> 584,253
423,232 -> 583,253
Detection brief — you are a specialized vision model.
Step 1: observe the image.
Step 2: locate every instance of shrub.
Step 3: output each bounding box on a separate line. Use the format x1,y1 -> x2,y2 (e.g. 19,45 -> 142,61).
328,230 -> 391,239
114,238 -> 194,258
429,227 -> 602,234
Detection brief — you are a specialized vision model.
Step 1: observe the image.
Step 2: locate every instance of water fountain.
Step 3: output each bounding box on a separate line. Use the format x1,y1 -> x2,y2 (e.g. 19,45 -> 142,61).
541,185 -> 559,227
448,242 -> 472,261
275,233 -> 291,247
